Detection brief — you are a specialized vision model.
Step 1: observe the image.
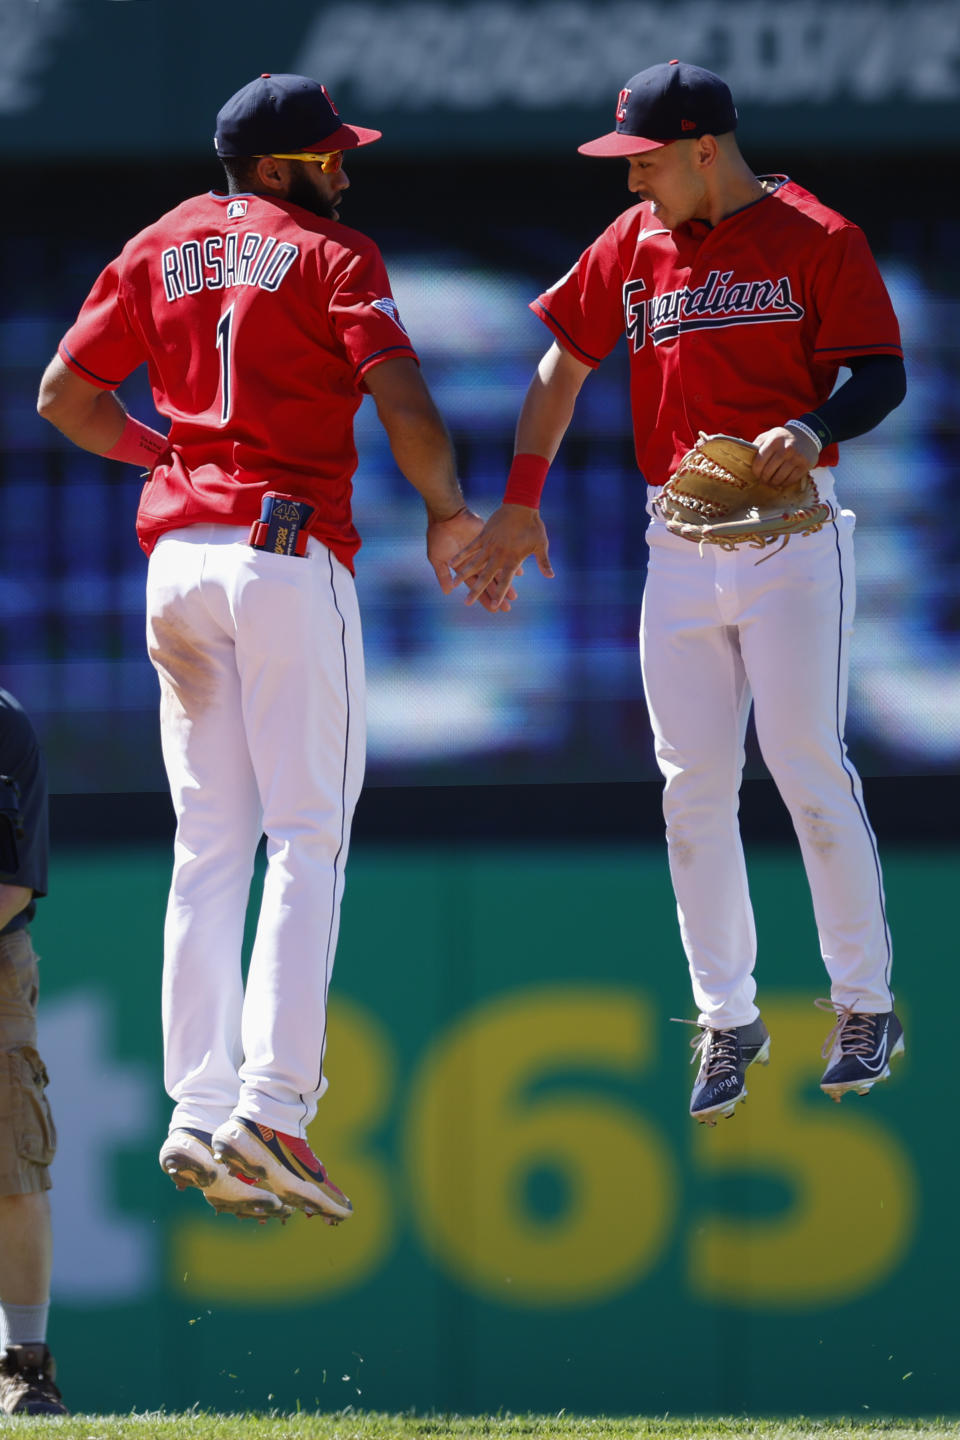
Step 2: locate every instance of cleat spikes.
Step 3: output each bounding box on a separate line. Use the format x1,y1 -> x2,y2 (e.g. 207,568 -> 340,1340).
160,1127 -> 293,1221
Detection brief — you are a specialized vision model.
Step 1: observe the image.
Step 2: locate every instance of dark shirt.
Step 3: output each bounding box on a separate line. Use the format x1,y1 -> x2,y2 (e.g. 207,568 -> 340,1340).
0,688 -> 48,934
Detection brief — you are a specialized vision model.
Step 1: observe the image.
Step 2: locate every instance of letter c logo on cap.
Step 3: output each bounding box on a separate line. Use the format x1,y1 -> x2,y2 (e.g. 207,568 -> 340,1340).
616,88 -> 631,123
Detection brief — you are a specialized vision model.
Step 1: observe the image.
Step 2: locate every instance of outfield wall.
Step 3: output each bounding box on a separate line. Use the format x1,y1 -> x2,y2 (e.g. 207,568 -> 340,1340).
32,839 -> 952,1417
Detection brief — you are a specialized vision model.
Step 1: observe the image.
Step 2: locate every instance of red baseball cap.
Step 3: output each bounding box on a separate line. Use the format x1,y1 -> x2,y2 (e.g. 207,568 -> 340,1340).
215,73 -> 381,157
579,60 -> 737,157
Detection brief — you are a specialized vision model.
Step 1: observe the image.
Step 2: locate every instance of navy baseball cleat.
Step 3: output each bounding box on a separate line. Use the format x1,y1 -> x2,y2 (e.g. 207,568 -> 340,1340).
0,1345 -> 68,1416
159,1126 -> 292,1221
818,1002 -> 904,1100
684,1015 -> 771,1125
212,1116 -> 353,1223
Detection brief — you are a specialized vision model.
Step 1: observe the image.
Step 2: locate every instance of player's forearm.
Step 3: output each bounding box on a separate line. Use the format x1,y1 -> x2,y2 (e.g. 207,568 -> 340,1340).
384,409 -> 466,522
42,386 -> 129,454
514,346 -> 589,461
365,357 -> 466,520
39,355 -> 169,468
38,360 -> 129,454
391,417 -> 466,518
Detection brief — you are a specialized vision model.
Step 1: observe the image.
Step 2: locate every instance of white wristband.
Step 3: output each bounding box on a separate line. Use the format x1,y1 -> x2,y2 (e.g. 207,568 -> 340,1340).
785,419 -> 823,458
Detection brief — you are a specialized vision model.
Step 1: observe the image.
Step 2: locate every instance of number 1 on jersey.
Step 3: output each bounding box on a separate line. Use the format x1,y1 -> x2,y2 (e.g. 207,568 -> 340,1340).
215,305 -> 235,424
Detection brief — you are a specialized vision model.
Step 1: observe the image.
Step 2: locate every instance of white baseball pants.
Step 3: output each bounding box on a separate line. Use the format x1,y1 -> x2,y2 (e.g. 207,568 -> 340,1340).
640,484 -> 893,1029
146,525 -> 366,1138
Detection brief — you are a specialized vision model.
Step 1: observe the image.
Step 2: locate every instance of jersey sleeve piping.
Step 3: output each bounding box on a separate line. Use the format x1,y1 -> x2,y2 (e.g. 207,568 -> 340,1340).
57,341 -> 123,390
529,300 -> 603,368
814,341 -> 904,359
353,344 -> 419,380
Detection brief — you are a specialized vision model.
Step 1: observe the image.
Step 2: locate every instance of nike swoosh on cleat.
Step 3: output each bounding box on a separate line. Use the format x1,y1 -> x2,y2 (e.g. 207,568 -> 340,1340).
858,1036 -> 890,1073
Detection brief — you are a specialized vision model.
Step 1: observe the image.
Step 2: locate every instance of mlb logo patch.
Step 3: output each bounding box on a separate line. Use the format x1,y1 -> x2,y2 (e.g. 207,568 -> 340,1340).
371,297 -> 408,334
226,199 -> 248,220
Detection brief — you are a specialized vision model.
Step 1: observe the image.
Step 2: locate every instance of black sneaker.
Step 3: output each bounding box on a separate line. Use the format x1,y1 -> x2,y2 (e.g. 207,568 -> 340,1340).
0,1344 -> 68,1416
685,1015 -> 771,1125
818,1001 -> 904,1100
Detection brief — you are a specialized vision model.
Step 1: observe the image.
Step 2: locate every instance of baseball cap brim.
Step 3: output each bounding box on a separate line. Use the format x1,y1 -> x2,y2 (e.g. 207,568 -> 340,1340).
578,132 -> 671,156
300,122 -> 382,152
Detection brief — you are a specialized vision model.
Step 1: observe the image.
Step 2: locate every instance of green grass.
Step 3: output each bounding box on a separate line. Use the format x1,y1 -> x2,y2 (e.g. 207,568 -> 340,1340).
2,1416 -> 958,1439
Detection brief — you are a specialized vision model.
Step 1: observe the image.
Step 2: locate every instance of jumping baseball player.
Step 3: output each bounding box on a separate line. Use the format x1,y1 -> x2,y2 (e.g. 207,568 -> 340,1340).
453,60 -> 907,1124
37,74 -> 505,1220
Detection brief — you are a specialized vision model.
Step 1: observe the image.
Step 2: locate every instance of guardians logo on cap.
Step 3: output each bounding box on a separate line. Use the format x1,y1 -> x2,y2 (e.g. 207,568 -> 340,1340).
579,60 -> 737,156
215,73 -> 381,157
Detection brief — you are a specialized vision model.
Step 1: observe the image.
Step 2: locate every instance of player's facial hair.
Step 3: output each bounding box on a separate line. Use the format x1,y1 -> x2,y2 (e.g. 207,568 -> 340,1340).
285,163 -> 338,220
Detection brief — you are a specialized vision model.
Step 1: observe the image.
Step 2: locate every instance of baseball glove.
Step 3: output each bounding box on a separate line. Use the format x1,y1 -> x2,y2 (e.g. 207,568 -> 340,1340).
653,432 -> 834,553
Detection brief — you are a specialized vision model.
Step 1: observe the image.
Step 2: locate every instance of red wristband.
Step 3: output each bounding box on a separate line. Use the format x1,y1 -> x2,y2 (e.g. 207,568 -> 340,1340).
104,415 -> 169,467
503,453 -> 549,508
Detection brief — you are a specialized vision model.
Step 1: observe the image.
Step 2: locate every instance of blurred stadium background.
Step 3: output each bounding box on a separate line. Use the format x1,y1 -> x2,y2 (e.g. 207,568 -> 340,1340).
0,0 -> 956,1419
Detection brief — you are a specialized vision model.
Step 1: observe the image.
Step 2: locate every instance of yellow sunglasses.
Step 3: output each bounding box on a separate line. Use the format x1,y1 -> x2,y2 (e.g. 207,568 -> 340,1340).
262,150 -> 344,173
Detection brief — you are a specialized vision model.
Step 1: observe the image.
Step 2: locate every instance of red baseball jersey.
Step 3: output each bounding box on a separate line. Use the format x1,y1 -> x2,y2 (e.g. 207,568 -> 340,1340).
59,190 -> 419,569
532,177 -> 902,483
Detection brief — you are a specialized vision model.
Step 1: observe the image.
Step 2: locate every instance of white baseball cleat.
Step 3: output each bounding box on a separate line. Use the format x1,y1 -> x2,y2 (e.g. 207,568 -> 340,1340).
212,1115 -> 352,1223
159,1127 -> 292,1221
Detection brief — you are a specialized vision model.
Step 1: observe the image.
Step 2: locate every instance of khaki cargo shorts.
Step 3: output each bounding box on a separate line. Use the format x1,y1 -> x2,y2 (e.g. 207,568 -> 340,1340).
0,928 -> 57,1195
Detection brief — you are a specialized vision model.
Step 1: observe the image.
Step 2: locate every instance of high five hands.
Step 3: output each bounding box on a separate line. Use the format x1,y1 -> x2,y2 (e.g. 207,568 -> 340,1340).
449,503 -> 554,613
427,505 -> 528,613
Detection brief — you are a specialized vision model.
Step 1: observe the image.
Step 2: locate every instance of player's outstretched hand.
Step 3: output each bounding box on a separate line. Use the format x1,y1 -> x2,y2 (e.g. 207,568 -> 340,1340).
452,503 -> 554,612
752,425 -> 820,488
427,507 -> 520,613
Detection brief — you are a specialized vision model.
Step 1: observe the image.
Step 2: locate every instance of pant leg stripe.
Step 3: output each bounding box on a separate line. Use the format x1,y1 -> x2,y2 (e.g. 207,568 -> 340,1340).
830,518 -> 894,1001
299,548 -> 352,1126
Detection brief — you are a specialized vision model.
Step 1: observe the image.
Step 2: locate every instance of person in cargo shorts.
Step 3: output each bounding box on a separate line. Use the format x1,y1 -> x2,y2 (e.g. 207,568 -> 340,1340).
0,688 -> 66,1415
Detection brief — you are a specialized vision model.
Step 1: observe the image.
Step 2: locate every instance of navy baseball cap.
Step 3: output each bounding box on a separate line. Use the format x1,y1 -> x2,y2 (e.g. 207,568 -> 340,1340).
215,73 -> 381,157
579,60 -> 737,156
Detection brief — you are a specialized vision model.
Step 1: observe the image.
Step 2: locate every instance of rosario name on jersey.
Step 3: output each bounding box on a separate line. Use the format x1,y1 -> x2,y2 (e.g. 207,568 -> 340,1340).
532,177 -> 903,487
58,191 -> 419,569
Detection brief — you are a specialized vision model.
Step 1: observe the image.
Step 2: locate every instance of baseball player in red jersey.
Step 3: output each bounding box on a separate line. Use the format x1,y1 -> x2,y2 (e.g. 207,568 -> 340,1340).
38,74 -> 506,1220
453,61 -> 907,1124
